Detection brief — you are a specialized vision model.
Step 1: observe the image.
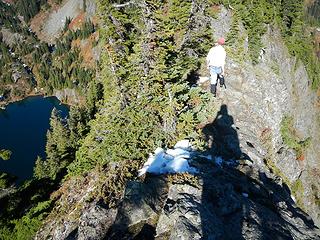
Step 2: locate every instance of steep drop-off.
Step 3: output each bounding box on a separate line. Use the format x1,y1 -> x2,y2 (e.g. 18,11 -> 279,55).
34,1 -> 320,239
208,8 -> 320,226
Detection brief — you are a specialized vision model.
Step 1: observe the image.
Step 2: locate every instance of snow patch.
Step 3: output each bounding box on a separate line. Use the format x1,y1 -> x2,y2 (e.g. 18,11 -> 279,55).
138,140 -> 197,176
174,139 -> 192,150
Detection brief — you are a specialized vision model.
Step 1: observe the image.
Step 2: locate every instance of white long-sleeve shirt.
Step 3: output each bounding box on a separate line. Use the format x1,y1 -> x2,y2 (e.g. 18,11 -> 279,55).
206,45 -> 226,70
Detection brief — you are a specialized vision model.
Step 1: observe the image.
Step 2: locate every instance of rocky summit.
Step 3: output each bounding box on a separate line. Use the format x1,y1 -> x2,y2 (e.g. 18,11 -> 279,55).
109,159 -> 320,240
35,3 -> 320,240
1,1 -> 320,239
36,156 -> 320,239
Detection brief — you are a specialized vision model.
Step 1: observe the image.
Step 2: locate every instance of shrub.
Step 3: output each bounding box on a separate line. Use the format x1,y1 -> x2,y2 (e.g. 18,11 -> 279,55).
0,149 -> 12,161
280,116 -> 311,158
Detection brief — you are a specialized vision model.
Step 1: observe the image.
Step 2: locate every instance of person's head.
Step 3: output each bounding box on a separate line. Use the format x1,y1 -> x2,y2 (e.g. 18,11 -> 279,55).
217,37 -> 225,45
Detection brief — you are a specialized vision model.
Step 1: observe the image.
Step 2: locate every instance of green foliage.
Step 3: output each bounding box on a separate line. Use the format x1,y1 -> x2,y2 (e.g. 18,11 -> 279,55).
291,179 -> 303,195
1,4 -> 96,101
0,175 -> 58,240
224,0 -> 276,64
0,200 -> 52,240
12,217 -> 42,240
270,60 -> 280,75
85,80 -> 104,118
0,172 -> 15,188
0,2 -> 23,32
15,0 -> 47,22
226,10 -> 240,46
33,156 -> 48,180
68,0 -> 217,175
34,104 -> 93,179
277,1 -> 320,89
0,38 -> 16,86
0,149 -> 12,161
291,179 -> 305,208
224,0 -> 320,87
34,21 -> 96,92
305,1 -> 320,27
280,115 -> 311,158
0,226 -> 15,240
34,109 -> 72,180
0,1 -> 100,236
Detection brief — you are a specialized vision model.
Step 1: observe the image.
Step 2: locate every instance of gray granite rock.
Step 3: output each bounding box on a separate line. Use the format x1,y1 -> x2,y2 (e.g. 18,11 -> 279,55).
77,203 -> 117,240
209,11 -> 320,226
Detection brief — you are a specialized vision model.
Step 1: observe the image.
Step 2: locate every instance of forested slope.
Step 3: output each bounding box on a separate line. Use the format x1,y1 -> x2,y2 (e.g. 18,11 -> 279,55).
0,0 -> 96,106
67,0 -> 320,192
1,0 -> 320,239
34,0 -> 320,239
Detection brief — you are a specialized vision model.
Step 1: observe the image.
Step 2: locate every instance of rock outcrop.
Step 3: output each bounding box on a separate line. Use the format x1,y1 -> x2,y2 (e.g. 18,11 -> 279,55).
32,0 -> 96,43
54,88 -> 83,105
201,6 -> 320,226
35,4 -> 320,240
36,158 -> 320,239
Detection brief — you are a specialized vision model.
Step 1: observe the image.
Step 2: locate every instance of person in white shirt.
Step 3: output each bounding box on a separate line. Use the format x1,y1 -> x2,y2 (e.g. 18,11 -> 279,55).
206,37 -> 226,96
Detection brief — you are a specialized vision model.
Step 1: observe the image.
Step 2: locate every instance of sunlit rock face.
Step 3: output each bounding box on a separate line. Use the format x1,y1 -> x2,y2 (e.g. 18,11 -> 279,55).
35,161 -> 320,239
196,6 -> 320,227
35,4 -> 320,239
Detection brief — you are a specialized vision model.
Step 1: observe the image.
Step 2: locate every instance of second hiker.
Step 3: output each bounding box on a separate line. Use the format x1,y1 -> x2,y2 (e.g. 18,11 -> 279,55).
206,37 -> 226,97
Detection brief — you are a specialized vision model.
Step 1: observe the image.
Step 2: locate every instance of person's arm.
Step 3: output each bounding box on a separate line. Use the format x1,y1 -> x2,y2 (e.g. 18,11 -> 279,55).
206,48 -> 212,68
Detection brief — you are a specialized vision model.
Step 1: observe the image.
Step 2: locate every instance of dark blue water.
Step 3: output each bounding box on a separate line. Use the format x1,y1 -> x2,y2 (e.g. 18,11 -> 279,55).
0,96 -> 69,181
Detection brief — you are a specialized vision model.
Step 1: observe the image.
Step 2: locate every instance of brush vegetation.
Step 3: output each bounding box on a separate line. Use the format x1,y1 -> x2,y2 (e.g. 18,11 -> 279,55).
280,115 -> 311,159
0,149 -> 11,161
0,0 -> 319,239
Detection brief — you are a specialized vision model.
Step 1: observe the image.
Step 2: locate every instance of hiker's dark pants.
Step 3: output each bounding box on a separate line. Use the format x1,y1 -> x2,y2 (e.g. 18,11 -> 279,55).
209,66 -> 222,96
210,83 -> 217,96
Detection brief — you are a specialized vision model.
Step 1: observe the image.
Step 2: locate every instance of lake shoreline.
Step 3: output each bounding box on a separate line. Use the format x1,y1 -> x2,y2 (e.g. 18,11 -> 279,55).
0,89 -> 80,110
0,90 -> 45,109
0,95 -> 69,182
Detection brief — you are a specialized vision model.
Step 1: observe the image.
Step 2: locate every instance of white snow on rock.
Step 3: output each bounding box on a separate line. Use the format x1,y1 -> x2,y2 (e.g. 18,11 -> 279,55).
166,148 -> 190,159
174,139 -> 192,150
138,140 -> 197,176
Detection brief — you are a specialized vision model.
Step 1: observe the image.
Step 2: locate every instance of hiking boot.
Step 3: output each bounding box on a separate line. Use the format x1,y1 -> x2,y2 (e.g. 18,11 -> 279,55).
219,75 -> 225,88
210,84 -> 217,97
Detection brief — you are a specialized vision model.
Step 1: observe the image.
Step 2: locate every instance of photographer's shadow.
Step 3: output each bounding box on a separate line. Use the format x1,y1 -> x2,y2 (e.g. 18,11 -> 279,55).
199,104 -> 318,239
202,104 -> 242,160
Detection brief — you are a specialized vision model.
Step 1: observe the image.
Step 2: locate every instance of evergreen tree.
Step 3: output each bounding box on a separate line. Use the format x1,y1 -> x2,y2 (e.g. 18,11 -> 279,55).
68,0 -> 216,175
34,108 -> 71,180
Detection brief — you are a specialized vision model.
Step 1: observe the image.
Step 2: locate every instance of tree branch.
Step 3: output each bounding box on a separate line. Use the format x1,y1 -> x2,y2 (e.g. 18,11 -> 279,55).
112,1 -> 135,8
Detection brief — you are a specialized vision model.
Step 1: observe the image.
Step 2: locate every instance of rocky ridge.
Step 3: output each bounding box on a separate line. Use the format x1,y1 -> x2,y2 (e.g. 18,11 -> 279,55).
217,26 -> 320,226
35,5 -> 320,240
35,154 -> 320,239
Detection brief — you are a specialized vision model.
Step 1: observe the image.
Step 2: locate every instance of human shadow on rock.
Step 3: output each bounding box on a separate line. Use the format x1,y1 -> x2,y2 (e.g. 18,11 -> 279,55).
200,104 -> 319,239
202,104 -> 242,160
103,104 -> 319,239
